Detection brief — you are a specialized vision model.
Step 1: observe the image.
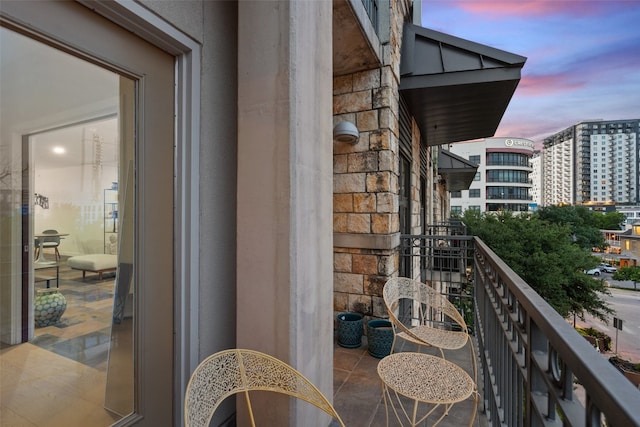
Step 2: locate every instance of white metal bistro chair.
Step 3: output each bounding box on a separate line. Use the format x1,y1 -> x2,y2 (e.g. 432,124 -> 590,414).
383,277 -> 477,383
184,348 -> 346,427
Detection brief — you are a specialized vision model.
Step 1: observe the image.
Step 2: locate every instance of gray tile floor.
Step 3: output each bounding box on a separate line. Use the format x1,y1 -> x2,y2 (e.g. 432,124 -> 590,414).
333,336 -> 486,427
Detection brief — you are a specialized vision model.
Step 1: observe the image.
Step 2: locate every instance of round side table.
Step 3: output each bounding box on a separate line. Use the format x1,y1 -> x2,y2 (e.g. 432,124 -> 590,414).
377,352 -> 477,426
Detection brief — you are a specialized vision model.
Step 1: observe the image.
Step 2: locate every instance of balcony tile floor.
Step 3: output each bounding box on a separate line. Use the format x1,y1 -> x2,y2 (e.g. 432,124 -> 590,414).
333,336 -> 486,427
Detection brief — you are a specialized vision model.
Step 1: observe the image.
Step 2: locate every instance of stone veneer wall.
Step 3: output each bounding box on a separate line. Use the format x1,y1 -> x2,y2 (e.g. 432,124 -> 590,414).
332,0 -> 434,321
332,66 -> 400,320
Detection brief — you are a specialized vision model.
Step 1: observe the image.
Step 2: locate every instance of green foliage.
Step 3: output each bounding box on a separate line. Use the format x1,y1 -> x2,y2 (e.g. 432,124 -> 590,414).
462,209 -> 612,322
594,211 -> 626,230
537,205 -> 608,250
576,327 -> 612,351
612,266 -> 640,290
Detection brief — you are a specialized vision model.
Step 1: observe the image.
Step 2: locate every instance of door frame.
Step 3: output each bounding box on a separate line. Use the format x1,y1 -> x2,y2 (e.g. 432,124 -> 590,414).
89,3 -> 203,424
1,1 -> 200,424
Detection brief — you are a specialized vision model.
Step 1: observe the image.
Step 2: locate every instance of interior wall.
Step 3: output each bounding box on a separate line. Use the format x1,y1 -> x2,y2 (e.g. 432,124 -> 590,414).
34,164 -> 117,256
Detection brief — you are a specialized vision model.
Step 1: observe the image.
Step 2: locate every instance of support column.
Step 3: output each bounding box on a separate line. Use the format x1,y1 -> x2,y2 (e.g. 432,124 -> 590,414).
237,1 -> 333,425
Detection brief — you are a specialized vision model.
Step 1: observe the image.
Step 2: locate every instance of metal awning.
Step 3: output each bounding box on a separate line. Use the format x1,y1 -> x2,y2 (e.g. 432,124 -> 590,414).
438,149 -> 479,191
400,23 -> 526,146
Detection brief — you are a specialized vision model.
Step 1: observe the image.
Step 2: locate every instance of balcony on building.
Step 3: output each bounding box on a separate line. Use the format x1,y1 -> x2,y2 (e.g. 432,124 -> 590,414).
334,223 -> 640,426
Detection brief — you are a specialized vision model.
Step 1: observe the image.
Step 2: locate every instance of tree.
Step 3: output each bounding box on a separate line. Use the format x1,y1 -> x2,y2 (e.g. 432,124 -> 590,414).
537,205 -> 607,250
612,266 -> 640,290
462,210 -> 612,322
594,211 -> 626,231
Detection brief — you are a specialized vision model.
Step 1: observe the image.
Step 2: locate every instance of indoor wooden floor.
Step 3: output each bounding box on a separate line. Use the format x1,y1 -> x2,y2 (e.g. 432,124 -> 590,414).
0,260 -> 121,427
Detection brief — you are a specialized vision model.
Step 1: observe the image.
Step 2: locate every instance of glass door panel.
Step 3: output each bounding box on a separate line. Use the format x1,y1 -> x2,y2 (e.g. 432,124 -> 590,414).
1,24 -> 134,427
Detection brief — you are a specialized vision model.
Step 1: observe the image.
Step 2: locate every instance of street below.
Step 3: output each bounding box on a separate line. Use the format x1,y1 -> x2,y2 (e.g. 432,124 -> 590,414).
574,284 -> 640,362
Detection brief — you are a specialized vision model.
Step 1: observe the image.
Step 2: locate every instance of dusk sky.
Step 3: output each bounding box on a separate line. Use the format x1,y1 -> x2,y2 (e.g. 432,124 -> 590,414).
421,1 -> 640,147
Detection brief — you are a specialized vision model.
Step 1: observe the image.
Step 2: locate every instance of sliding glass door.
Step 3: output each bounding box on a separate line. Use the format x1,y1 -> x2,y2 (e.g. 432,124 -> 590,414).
1,1 -> 175,424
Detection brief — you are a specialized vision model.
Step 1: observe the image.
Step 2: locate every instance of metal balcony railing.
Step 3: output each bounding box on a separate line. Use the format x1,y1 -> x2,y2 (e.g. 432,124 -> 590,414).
400,224 -> 640,427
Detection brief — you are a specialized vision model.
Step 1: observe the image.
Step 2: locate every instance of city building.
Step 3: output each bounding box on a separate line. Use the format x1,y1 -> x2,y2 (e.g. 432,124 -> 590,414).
619,221 -> 640,267
617,204 -> 640,228
542,119 -> 640,206
1,1 -> 526,425
447,137 -> 535,214
529,151 -> 542,208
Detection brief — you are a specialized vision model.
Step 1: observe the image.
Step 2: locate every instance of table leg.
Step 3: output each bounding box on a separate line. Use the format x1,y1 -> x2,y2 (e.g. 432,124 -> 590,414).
34,239 -> 54,265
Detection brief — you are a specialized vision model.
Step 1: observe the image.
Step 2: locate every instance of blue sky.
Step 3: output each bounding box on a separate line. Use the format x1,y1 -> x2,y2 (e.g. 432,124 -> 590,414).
421,0 -> 640,146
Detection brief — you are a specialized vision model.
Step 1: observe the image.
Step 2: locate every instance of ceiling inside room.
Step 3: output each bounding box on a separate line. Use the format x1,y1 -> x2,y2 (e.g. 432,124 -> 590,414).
0,26 -> 119,170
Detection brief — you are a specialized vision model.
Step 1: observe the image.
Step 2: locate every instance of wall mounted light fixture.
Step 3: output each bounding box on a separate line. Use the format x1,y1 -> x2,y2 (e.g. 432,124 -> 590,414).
333,121 -> 359,144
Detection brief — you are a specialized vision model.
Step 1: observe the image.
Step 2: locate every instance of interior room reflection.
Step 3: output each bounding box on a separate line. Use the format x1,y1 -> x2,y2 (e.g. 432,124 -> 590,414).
1,26 -> 134,427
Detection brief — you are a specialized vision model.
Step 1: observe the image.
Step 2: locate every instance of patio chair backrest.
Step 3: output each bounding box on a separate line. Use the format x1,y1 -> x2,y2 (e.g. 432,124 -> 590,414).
383,277 -> 467,342
184,348 -> 346,427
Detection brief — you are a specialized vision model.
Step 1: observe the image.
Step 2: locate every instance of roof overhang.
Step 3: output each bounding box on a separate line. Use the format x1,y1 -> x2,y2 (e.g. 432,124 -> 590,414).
400,23 -> 526,146
438,149 -> 479,191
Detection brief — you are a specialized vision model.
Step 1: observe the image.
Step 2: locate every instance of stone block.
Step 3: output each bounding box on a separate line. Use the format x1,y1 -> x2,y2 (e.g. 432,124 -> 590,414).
372,86 -> 392,109
353,193 -> 376,213
353,69 -> 380,91
378,150 -> 394,171
347,213 -> 371,233
348,151 -> 378,173
334,173 -> 366,193
378,254 -> 397,275
376,193 -> 396,213
348,294 -> 372,316
334,193 -> 353,212
333,75 -> 353,95
334,252 -> 352,272
334,90 -> 372,114
352,254 -> 378,275
379,107 -> 396,130
372,296 -> 387,318
370,129 -> 391,150
356,110 -> 379,131
333,213 -> 347,233
366,171 -> 392,192
364,275 -> 387,297
334,272 -> 363,294
333,292 -> 348,312
372,213 -> 392,234
333,154 -> 348,173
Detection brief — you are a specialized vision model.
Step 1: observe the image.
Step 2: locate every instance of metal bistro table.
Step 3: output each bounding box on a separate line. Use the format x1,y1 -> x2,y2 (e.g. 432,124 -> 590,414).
34,263 -> 60,288
377,352 -> 477,427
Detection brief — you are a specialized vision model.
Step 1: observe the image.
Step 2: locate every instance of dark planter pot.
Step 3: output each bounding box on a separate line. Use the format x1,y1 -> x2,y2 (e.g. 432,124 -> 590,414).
336,312 -> 363,348
367,320 -> 393,359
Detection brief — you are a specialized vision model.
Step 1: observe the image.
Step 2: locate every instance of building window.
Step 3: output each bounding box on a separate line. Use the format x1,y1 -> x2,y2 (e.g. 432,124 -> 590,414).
451,206 -> 462,215
469,206 -> 481,212
469,189 -> 480,197
473,172 -> 480,181
469,155 -> 481,164
451,191 -> 461,198
487,170 -> 529,183
487,152 -> 529,167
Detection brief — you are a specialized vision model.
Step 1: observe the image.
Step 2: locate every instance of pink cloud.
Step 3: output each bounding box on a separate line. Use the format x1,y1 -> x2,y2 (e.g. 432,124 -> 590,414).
444,0 -> 622,18
517,74 -> 586,96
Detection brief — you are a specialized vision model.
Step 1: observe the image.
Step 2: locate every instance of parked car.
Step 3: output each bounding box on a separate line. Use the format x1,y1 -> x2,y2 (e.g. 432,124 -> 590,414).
598,263 -> 617,273
585,268 -> 601,276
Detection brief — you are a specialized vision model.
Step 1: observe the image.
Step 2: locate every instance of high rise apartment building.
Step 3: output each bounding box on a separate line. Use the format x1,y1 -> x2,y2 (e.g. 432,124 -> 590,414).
529,151 -> 542,208
447,137 -> 535,214
542,119 -> 639,206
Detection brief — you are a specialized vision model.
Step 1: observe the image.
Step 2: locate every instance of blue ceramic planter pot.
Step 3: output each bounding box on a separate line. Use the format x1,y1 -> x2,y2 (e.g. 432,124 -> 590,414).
336,312 -> 363,348
367,319 -> 393,358
34,288 -> 67,327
